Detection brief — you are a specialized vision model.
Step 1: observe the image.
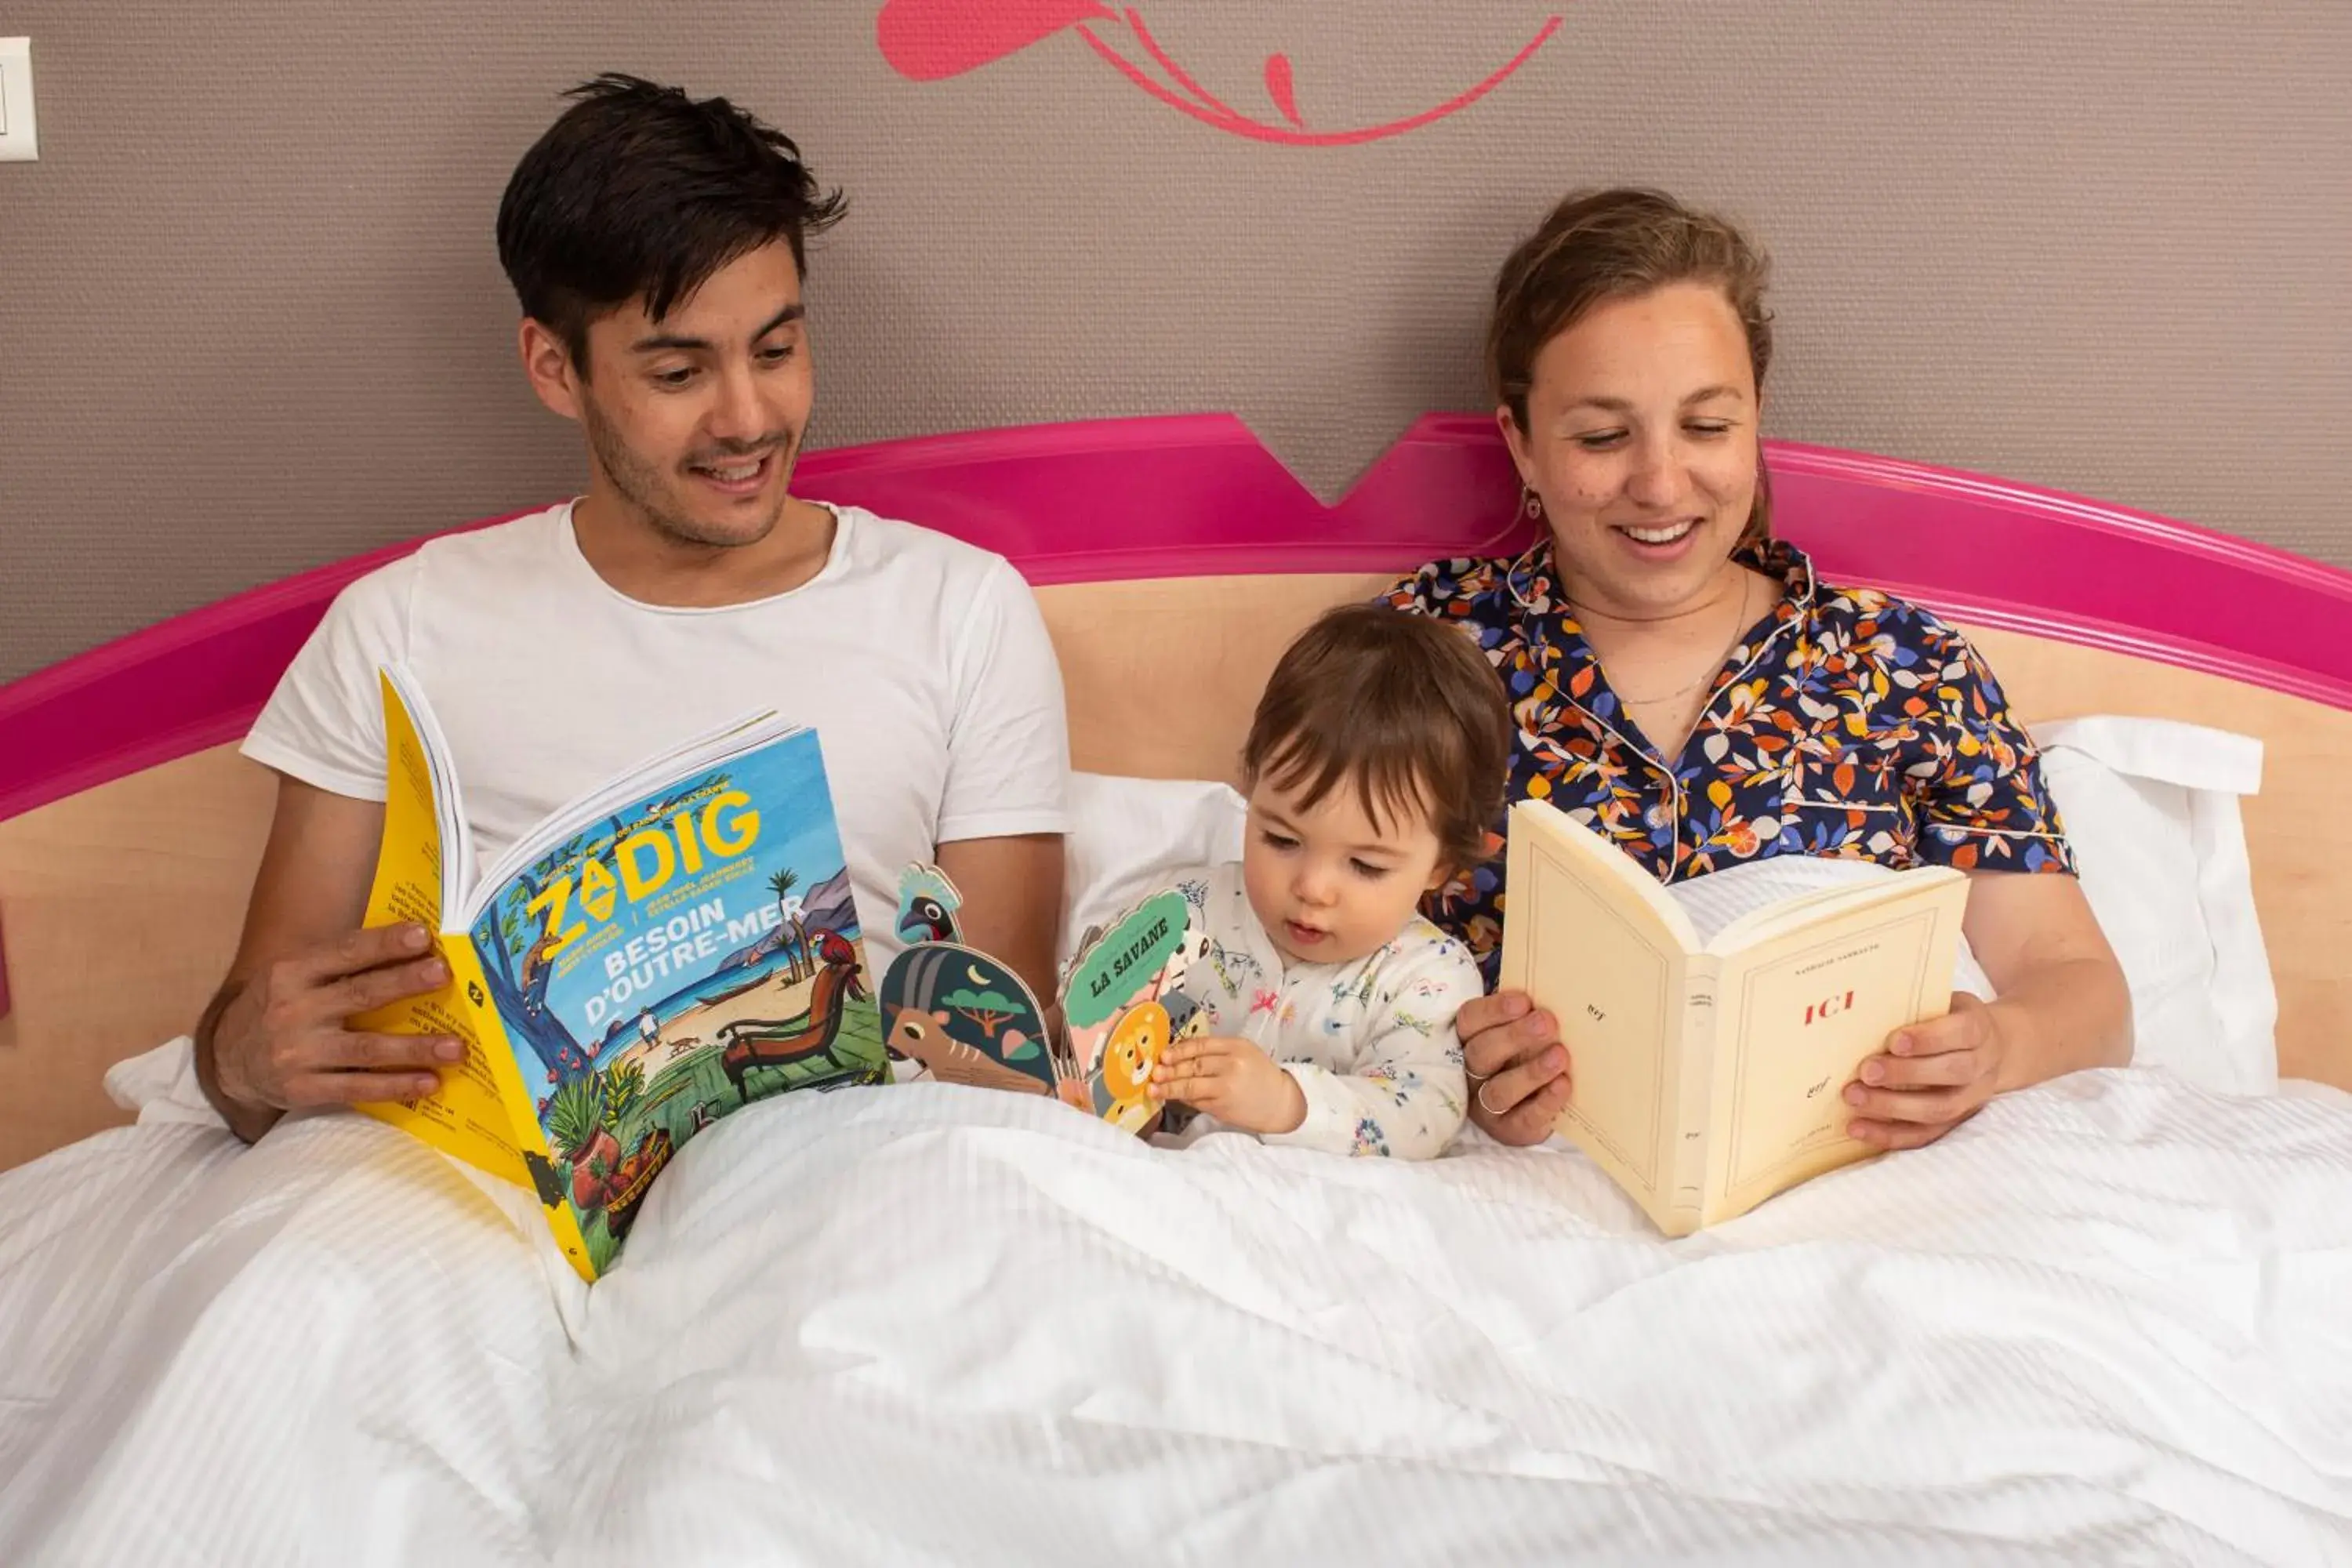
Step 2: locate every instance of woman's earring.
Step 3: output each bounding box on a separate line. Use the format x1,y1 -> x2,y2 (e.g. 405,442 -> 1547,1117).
1520,485 -> 1544,522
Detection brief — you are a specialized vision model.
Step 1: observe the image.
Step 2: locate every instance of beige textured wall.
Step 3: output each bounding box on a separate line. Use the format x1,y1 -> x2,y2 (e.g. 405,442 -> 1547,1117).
1,2 -> 2347,683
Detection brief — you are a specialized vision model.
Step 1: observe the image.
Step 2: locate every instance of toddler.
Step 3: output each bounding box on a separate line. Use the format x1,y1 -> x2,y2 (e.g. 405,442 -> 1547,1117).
1148,602 -> 1510,1157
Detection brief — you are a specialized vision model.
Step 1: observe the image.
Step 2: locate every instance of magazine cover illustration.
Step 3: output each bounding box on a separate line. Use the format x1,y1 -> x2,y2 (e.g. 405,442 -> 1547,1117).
467,730 -> 884,1271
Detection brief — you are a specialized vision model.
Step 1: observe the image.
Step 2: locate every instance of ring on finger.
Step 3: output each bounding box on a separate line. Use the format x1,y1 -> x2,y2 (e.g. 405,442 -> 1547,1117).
1475,1081 -> 1508,1118
1464,1067 -> 1492,1087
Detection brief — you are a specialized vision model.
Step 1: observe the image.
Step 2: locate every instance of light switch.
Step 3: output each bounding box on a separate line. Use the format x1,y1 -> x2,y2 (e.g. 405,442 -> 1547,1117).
0,38 -> 38,162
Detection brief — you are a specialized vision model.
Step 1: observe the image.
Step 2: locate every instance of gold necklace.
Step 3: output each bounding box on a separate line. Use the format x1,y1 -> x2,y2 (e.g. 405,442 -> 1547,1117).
1573,574 -> 1754,706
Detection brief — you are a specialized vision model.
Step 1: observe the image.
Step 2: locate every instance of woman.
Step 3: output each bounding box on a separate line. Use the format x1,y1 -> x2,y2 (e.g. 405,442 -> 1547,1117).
1388,188 -> 2131,1152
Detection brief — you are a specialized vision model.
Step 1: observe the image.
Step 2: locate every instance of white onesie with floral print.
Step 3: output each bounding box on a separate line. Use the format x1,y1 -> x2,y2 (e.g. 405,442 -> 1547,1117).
1153,861 -> 1480,1160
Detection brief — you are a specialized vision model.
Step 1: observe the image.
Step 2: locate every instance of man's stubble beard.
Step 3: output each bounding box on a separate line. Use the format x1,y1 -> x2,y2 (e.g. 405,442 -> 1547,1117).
579,391 -> 798,551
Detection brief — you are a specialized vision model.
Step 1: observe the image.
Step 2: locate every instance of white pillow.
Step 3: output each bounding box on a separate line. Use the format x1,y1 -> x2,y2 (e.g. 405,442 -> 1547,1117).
1059,771 -> 1246,964
2031,716 -> 2276,1094
103,1034 -> 228,1129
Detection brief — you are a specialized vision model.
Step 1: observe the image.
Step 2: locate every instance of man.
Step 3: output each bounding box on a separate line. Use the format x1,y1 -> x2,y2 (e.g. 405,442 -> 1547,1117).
195,75 -> 1069,1141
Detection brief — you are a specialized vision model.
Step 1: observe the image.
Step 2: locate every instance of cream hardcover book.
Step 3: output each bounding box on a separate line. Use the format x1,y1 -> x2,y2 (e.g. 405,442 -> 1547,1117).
1497,800 -> 1972,1235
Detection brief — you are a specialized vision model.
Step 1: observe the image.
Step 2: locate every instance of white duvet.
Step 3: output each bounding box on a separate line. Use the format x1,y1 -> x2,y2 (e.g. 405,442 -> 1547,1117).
2,1062 -> 2348,1566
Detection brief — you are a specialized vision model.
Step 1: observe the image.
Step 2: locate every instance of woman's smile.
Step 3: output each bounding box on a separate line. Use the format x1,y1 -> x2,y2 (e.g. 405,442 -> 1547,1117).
1610,514 -> 1708,563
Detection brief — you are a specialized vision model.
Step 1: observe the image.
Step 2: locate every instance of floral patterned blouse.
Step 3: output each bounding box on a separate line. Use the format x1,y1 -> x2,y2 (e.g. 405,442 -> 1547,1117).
1386,537 -> 2076,983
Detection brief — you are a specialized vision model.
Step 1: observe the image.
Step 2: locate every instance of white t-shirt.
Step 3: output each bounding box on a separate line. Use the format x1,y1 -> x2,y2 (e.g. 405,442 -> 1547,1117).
242,502 -> 1069,967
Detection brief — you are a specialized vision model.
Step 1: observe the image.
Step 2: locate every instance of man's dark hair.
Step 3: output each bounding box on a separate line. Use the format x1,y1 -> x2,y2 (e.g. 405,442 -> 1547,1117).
496,73 -> 847,369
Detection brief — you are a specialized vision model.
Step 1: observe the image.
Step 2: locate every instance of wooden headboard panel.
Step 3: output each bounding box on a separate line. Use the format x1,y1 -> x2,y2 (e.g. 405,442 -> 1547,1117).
6,416 -> 2351,1168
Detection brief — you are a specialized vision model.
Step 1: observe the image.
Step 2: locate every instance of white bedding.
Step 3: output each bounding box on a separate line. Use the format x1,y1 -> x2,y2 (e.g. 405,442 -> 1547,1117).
2,1068 -> 2348,1566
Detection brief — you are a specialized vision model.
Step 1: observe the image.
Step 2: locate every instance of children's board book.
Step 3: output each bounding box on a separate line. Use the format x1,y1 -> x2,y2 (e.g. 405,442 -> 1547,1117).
352,663 -> 885,1282
878,866 -> 1210,1136
1497,798 -> 1970,1236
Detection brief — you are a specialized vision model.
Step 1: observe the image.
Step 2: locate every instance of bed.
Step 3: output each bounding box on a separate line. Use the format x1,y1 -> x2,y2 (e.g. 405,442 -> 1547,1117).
1,416 -> 2347,1563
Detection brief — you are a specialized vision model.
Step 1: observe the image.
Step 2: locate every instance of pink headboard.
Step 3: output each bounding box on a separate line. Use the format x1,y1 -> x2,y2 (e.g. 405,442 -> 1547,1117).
7,412 -> 2350,834
5,412 -> 2352,1027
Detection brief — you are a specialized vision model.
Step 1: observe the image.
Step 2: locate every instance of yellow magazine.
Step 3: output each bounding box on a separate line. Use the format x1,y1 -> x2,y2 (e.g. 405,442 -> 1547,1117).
351,665 -> 885,1282
1497,800 -> 1970,1235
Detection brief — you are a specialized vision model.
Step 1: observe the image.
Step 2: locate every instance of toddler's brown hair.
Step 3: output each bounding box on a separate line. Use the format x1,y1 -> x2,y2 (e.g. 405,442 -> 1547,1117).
1242,603 -> 1512,872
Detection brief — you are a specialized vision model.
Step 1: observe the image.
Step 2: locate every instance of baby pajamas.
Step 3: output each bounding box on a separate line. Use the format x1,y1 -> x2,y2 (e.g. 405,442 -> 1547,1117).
1156,862 -> 1480,1158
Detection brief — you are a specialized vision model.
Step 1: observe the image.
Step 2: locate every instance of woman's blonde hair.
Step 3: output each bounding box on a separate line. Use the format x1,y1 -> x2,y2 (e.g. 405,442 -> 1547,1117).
1488,187 -> 1776,547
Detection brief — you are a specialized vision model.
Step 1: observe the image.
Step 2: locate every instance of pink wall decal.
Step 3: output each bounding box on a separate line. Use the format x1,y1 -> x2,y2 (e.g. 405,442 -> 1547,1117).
877,3 -> 1566,145
1263,52 -> 1303,130
875,0 -> 1115,82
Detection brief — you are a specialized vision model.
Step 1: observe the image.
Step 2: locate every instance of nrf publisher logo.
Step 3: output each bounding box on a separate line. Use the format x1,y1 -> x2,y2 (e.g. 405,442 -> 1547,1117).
876,2 -> 1564,146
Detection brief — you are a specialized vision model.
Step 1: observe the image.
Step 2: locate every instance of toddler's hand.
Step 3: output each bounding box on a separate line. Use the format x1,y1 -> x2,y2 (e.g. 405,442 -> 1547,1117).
1151,1035 -> 1305,1137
